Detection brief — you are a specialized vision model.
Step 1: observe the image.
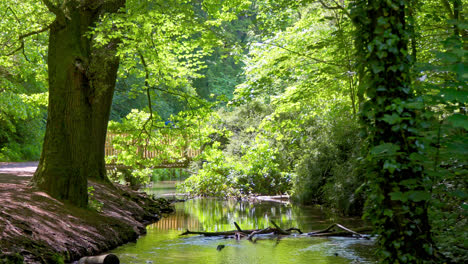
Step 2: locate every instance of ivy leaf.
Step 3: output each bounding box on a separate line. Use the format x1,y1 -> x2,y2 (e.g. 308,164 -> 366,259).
370,143 -> 400,156
382,113 -> 401,125
407,191 -> 431,202
390,191 -> 407,202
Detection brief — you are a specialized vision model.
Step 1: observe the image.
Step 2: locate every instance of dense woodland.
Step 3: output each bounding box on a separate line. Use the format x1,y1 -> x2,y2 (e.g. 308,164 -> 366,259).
0,0 -> 466,263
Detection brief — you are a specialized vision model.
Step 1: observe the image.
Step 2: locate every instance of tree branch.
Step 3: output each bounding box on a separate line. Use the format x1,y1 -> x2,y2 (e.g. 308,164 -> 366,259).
256,41 -> 346,67
440,0 -> 454,19
41,0 -> 66,24
316,0 -> 351,18
4,25 -> 51,57
137,50 -> 155,140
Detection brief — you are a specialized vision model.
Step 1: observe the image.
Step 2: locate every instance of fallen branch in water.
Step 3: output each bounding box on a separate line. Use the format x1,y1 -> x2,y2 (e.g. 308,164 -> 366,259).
247,227 -> 273,240
180,221 -> 370,240
307,225 -> 372,239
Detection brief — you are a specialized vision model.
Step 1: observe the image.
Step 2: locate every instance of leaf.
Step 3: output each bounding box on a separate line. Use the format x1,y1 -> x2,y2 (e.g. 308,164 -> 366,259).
390,191 -> 407,202
450,190 -> 468,200
370,143 -> 400,156
381,113 -> 401,125
447,114 -> 468,130
407,191 -> 431,202
438,89 -> 468,103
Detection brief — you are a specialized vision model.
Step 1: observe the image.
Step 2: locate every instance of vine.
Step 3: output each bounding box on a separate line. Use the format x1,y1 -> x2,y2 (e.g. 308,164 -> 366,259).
351,0 -> 437,262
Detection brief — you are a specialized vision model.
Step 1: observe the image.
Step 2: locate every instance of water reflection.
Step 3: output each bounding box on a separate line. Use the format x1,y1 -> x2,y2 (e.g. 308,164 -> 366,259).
112,184 -> 377,264
149,198 -> 365,234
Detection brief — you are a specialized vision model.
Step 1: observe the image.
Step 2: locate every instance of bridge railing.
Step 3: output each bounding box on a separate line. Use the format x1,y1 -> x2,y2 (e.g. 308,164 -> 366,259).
105,132 -> 202,168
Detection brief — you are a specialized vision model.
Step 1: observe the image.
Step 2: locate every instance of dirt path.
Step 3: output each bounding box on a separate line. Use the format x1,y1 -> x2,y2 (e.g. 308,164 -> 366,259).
0,162 -> 172,263
0,162 -> 38,185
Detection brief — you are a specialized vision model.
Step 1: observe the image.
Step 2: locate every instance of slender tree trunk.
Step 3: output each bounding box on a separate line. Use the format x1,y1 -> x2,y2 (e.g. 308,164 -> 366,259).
32,0 -> 125,207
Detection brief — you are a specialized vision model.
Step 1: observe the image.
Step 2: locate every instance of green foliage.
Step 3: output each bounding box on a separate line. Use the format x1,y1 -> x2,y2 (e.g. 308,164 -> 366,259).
179,101 -> 293,197
87,186 -> 103,213
0,0 -> 465,261
180,2 -> 362,209
415,26 -> 468,262
0,0 -> 49,162
0,253 -> 24,264
294,117 -> 365,215
107,104 -> 216,186
0,73 -> 47,161
348,0 -> 468,262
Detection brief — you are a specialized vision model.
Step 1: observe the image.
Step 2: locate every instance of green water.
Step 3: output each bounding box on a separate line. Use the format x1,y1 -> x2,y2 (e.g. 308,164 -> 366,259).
111,184 -> 377,264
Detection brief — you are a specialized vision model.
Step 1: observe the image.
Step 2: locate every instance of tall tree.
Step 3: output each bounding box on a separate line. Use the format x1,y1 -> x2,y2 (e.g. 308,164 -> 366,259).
0,0 -> 250,208
351,0 -> 436,262
32,0 -> 125,207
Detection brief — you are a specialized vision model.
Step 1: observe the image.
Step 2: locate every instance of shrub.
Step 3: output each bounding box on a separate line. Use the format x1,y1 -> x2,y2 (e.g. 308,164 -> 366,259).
293,117 -> 365,215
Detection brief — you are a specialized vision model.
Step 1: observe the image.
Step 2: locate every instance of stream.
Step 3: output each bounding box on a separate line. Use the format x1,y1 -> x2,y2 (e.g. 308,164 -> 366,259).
110,182 -> 377,264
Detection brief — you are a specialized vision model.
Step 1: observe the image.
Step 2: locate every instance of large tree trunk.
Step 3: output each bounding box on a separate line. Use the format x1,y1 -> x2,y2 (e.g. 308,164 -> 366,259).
352,0 -> 436,262
32,0 -> 125,207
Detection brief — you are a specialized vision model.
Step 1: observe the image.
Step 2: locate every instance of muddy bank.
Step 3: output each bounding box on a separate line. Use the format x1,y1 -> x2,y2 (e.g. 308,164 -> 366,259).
0,164 -> 173,264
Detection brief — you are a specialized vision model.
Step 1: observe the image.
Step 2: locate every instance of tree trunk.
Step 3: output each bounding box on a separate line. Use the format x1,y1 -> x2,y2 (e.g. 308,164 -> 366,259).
351,0 -> 436,262
32,0 -> 125,207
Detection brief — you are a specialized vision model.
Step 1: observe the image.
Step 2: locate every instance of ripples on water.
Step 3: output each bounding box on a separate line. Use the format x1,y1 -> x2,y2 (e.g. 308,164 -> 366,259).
111,182 -> 377,264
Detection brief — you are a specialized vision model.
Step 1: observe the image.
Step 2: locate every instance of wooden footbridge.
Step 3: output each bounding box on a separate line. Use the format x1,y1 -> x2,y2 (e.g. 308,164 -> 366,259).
104,133 -> 202,169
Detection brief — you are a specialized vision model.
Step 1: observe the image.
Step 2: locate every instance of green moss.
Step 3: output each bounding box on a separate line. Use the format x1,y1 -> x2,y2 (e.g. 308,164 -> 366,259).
0,253 -> 24,264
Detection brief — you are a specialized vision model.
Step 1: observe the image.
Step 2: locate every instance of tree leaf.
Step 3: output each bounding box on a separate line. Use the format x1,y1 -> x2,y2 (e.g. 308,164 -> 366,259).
447,114 -> 468,130
370,143 -> 400,156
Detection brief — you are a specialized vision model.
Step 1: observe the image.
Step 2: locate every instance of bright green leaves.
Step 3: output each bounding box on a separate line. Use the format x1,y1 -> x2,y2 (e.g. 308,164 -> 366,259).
202,0 -> 251,26
107,106 -> 217,186
390,191 -> 431,203
87,0 -> 252,109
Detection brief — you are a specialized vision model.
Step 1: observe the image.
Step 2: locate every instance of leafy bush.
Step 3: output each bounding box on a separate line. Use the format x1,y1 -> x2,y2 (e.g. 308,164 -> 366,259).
107,107 -> 216,187
0,94 -> 46,161
178,102 -> 292,197
293,117 -> 365,215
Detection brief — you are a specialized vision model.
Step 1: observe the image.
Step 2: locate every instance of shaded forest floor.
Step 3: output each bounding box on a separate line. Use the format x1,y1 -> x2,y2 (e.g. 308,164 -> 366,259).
0,162 -> 173,263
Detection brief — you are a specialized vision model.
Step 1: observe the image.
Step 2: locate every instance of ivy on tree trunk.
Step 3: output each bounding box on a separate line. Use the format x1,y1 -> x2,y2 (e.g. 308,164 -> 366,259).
351,0 -> 436,262
32,0 -> 125,208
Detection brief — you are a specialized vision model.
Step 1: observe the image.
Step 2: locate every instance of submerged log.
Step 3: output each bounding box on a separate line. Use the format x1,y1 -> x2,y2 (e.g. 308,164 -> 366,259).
270,220 -> 292,235
180,229 -> 254,236
78,254 -> 119,264
180,221 -> 368,240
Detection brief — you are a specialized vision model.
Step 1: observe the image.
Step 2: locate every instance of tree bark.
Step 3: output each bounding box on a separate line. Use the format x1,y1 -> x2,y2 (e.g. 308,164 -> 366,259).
32,0 -> 125,207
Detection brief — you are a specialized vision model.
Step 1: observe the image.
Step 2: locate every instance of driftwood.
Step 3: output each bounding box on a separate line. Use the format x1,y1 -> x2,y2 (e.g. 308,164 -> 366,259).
78,254 -> 120,264
307,224 -> 372,239
247,227 -> 272,240
180,221 -> 370,240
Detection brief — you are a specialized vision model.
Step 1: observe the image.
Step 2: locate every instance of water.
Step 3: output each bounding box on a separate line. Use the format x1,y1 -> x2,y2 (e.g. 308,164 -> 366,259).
111,182 -> 377,264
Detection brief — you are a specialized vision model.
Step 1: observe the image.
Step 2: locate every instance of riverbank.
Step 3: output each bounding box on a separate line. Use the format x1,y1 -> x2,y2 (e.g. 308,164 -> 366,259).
0,163 -> 173,263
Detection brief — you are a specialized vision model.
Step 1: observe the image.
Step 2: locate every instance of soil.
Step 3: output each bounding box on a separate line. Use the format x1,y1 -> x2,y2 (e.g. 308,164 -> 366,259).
0,162 -> 173,264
